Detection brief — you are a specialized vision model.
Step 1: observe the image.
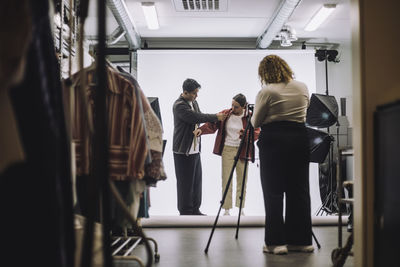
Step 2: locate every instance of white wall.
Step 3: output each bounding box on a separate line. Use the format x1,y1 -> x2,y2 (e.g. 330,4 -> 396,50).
137,50 -> 321,216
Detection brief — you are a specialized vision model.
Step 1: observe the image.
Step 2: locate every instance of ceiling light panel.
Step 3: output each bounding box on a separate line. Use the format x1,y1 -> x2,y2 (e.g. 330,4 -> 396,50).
141,2 -> 160,30
173,0 -> 228,11
304,4 -> 336,32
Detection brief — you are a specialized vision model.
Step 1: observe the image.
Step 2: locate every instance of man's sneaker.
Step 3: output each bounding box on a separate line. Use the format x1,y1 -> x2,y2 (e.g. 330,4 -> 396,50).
223,209 -> 230,216
263,245 -> 288,255
287,245 -> 314,252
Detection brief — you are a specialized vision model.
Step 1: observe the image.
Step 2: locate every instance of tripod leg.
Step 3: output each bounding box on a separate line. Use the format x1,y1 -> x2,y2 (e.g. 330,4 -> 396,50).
204,205 -> 223,254
205,114 -> 254,252
235,123 -> 254,239
205,151 -> 241,253
312,230 -> 321,249
235,160 -> 248,239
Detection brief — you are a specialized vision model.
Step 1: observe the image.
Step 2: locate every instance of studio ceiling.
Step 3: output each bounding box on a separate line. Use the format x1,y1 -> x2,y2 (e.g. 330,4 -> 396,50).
84,0 -> 351,49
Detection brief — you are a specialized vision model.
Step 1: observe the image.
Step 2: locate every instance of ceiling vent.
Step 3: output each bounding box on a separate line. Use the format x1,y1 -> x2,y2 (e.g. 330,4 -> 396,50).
173,0 -> 228,12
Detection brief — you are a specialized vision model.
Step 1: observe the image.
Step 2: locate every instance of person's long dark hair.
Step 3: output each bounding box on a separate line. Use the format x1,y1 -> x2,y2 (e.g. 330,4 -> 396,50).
233,93 -> 247,107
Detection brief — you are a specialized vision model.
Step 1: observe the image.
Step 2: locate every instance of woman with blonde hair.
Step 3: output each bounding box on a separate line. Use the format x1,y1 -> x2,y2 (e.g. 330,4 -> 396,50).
251,55 -> 313,255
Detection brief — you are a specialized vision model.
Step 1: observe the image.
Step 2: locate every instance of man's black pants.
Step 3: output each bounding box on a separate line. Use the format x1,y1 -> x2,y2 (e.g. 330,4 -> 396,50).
173,153 -> 202,215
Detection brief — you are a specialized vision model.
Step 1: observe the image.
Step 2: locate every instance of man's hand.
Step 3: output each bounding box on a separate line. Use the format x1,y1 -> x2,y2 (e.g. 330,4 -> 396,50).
193,128 -> 202,137
217,112 -> 227,121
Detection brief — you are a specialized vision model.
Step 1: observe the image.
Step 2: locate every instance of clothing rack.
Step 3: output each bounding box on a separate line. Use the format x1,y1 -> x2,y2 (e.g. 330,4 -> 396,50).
107,63 -> 162,264
67,60 -> 165,266
111,232 -> 160,264
108,180 -> 159,265
67,1 -> 155,266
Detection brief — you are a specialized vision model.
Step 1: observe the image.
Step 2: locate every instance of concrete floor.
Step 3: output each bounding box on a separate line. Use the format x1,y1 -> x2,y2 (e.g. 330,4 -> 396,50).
114,226 -> 353,267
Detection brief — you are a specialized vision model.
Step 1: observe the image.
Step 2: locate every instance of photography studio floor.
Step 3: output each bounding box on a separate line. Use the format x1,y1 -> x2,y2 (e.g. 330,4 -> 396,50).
113,216 -> 353,267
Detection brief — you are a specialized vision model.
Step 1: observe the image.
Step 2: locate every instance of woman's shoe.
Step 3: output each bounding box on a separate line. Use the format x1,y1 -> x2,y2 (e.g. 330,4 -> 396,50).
263,245 -> 288,255
223,209 -> 230,216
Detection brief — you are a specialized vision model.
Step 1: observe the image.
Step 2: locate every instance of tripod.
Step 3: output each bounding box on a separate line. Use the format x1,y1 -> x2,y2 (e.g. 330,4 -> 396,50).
204,105 -> 255,253
204,106 -> 321,253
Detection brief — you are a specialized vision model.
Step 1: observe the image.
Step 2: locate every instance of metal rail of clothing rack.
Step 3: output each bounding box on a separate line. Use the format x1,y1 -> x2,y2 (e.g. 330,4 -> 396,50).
111,228 -> 160,266
331,147 -> 354,267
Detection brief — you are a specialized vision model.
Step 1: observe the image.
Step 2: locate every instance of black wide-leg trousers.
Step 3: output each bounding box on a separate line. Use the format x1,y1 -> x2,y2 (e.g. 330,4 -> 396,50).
173,153 -> 202,215
258,121 -> 312,246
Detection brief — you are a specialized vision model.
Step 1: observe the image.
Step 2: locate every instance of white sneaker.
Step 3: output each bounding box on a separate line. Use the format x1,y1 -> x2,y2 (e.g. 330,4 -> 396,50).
240,210 -> 245,216
263,245 -> 288,255
287,245 -> 314,253
223,209 -> 230,216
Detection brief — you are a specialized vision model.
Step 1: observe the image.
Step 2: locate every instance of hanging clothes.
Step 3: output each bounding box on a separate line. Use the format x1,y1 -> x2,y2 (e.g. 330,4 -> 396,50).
68,63 -> 167,229
117,66 -> 167,186
138,188 -> 150,219
110,67 -> 167,224
110,179 -> 146,234
67,64 -> 149,224
68,65 -> 148,180
0,1 -> 75,266
116,67 -> 167,220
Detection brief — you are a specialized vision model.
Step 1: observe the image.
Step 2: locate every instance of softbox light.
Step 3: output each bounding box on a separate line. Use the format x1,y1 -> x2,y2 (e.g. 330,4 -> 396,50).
306,93 -> 339,128
307,127 -> 334,163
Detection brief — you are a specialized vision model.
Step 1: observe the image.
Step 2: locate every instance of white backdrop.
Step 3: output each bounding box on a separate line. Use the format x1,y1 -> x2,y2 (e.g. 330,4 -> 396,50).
137,50 -> 321,216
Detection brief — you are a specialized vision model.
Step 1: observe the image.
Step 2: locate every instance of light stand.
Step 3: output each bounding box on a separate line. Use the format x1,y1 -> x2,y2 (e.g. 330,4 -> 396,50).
326,135 -> 336,214
311,49 -> 340,216
308,125 -> 334,216
306,94 -> 338,215
204,104 -> 255,253
324,50 -> 334,215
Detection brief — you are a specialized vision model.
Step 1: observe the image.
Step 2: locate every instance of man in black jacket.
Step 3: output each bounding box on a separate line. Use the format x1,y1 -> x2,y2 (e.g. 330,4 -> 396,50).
173,78 -> 226,215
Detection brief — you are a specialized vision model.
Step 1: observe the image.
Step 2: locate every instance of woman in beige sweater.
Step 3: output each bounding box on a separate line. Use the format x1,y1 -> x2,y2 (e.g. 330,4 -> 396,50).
251,55 -> 313,255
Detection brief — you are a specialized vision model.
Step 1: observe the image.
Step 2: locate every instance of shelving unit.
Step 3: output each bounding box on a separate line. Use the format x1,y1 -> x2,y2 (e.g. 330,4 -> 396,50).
54,0 -> 77,77
331,147 -> 354,267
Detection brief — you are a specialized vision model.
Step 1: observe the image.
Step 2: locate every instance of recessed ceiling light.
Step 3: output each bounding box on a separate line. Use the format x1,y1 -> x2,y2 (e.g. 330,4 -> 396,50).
305,4 -> 336,32
141,2 -> 159,30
